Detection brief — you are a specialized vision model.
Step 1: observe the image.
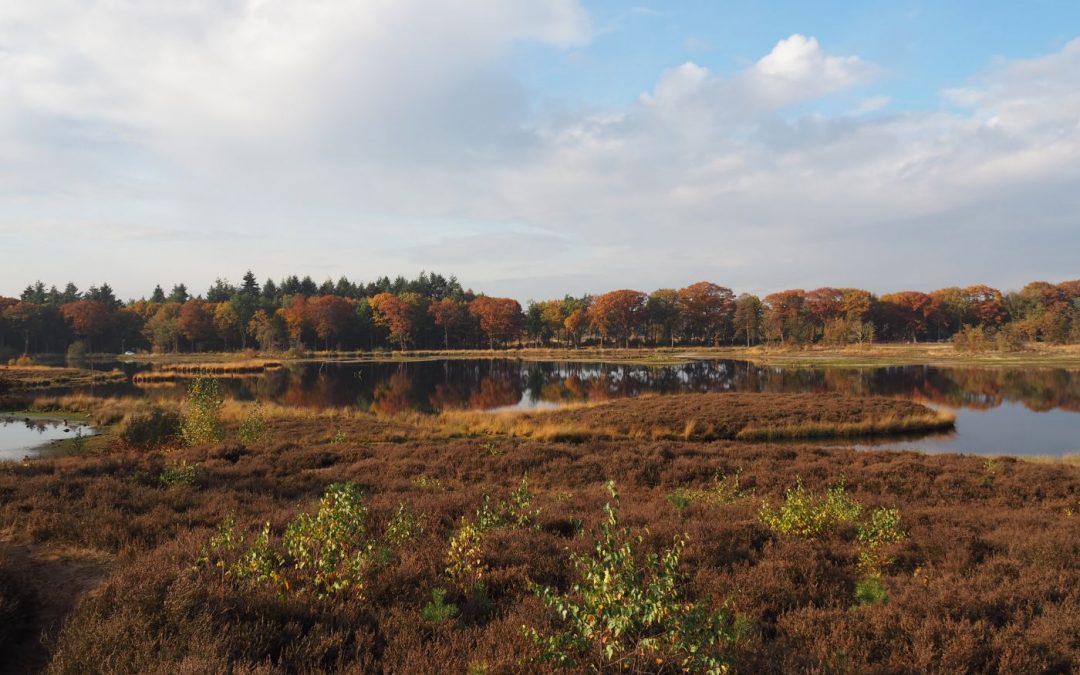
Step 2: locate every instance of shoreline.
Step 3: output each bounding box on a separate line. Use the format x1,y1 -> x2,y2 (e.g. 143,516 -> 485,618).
57,343 -> 1080,368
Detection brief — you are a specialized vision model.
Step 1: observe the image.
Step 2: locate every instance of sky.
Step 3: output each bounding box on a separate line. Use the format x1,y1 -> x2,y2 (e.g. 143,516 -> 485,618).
1,1 -> 1079,302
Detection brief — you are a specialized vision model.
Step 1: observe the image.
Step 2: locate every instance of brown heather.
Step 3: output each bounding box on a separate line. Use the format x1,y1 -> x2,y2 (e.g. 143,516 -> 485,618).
0,396 -> 1074,673
438,392 -> 955,442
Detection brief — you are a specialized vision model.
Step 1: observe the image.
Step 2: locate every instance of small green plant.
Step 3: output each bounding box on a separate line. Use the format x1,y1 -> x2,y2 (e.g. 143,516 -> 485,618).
854,575 -> 889,606
412,475 -> 444,492
760,479 -> 862,538
384,502 -> 424,547
331,428 -> 347,443
856,507 -> 906,576
507,476 -> 541,528
237,403 -> 269,444
982,458 -> 998,488
159,459 -> 198,487
181,376 -> 224,446
667,487 -> 691,512
421,587 -> 460,623
525,481 -> 741,673
446,518 -> 488,589
69,426 -> 88,455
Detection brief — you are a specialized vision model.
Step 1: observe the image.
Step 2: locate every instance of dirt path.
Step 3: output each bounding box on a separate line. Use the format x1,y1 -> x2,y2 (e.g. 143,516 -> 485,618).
0,540 -> 111,674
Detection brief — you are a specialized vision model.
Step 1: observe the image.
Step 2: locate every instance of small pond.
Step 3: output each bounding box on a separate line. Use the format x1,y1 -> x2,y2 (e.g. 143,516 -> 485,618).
0,415 -> 95,461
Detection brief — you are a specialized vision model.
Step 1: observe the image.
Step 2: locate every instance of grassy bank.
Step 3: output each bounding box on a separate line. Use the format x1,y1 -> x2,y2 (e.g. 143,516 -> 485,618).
0,365 -> 127,391
0,393 -> 1074,672
93,343 -> 1080,368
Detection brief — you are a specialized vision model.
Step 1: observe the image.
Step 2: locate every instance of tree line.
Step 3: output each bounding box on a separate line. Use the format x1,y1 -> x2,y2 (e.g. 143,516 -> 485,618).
1,272 -> 1079,357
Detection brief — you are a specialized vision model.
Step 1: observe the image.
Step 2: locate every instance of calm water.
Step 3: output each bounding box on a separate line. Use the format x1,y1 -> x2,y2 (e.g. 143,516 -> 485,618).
15,359 -> 1080,457
0,415 -> 94,460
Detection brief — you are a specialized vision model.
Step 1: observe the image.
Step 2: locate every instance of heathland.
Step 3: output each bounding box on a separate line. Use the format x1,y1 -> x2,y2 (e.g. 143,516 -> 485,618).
0,384 -> 1076,673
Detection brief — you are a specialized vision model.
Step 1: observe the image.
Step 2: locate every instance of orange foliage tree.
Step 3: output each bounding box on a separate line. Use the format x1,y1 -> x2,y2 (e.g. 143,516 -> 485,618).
589,289 -> 647,347
310,295 -> 355,350
428,298 -> 470,349
469,297 -> 523,349
677,282 -> 735,345
370,292 -> 424,351
278,295 -> 312,348
61,300 -> 113,352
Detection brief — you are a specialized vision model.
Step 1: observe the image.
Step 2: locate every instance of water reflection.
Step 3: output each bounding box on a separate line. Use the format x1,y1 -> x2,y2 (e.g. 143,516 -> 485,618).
51,359 -> 1080,456
0,415 -> 94,460
75,359 -> 1080,415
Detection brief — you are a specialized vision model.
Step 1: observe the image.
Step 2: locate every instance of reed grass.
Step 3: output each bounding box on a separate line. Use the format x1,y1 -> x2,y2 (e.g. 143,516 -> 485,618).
735,411 -> 956,441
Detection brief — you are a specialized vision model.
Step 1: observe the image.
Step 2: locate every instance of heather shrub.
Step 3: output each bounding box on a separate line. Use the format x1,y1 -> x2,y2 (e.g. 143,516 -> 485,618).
525,482 -> 743,673
119,407 -> 182,450
0,562 -> 28,653
181,376 -> 224,445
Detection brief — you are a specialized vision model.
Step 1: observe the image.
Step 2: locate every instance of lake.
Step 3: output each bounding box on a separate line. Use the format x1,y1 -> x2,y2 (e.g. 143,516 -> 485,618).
14,358 -> 1080,457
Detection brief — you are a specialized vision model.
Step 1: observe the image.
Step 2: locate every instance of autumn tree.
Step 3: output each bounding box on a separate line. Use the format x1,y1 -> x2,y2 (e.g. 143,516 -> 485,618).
144,303 -> 182,353
646,289 -> 680,347
879,291 -> 936,342
469,296 -> 524,349
961,285 -> 1006,326
248,309 -> 287,351
733,294 -> 762,347
677,282 -> 735,345
3,302 -> 43,355
429,297 -> 469,349
179,301 -> 215,351
589,289 -> 647,348
278,295 -> 312,349
564,308 -> 587,349
763,290 -> 809,345
214,302 -> 243,350
310,295 -> 355,350
61,300 -> 113,352
370,292 -> 424,351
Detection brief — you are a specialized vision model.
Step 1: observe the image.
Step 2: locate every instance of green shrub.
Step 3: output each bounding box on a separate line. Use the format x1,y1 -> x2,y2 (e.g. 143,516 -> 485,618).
525,482 -> 742,673
65,340 -> 88,362
856,507 -> 906,576
759,480 -> 862,538
181,376 -> 224,446
198,483 -> 373,598
507,476 -> 541,528
854,575 -> 889,606
282,482 -> 371,596
446,518 -> 488,590
120,407 -> 182,450
159,460 -> 198,488
236,403 -> 269,444
421,587 -> 459,623
384,502 -> 424,547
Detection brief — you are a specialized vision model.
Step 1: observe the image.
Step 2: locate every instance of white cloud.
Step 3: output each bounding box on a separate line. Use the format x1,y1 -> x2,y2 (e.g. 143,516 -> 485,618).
748,34 -> 879,104
0,9 -> 1077,300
